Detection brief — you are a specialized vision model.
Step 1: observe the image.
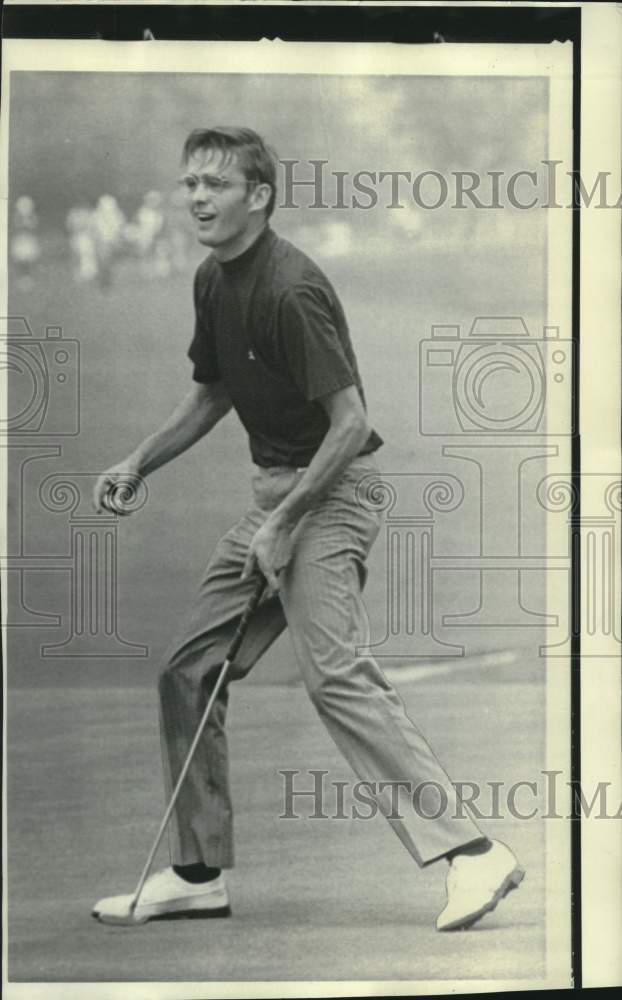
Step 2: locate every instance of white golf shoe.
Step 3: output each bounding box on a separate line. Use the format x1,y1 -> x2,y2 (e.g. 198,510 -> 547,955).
92,867 -> 231,925
436,840 -> 525,931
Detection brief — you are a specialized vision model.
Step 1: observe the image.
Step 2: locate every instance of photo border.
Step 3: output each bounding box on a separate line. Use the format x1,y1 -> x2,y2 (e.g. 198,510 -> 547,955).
2,2 -> 620,995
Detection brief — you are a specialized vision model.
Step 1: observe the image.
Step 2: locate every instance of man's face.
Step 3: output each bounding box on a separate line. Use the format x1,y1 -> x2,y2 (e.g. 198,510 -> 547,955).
179,148 -> 260,252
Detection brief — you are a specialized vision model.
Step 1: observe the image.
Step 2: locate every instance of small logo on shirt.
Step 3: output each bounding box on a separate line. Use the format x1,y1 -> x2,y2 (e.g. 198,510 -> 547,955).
247,349 -> 256,361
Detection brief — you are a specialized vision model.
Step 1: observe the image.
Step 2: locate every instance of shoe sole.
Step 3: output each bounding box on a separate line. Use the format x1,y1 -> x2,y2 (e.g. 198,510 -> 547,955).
150,904 -> 231,921
437,865 -> 525,932
92,904 -> 231,924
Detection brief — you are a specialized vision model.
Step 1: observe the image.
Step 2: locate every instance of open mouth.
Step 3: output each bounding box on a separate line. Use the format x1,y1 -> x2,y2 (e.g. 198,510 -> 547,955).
195,212 -> 216,224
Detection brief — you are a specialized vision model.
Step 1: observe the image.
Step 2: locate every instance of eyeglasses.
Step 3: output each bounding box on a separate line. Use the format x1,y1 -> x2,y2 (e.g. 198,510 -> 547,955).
177,173 -> 257,195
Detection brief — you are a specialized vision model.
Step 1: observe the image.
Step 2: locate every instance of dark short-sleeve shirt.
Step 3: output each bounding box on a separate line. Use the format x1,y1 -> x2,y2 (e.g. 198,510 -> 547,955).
188,225 -> 383,468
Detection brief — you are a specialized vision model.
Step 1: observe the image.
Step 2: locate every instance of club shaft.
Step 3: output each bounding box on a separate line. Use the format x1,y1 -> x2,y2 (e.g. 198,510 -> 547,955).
129,576 -> 266,913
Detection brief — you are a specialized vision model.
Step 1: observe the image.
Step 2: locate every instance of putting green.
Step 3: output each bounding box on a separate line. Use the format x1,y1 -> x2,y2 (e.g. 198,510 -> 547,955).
7,668 -> 545,984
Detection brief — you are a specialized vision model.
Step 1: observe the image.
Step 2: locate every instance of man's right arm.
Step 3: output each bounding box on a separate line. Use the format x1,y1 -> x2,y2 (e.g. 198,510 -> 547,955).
93,381 -> 232,512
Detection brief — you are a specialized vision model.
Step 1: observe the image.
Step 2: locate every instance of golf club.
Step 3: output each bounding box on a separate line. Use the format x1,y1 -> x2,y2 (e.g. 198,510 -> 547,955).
97,573 -> 267,926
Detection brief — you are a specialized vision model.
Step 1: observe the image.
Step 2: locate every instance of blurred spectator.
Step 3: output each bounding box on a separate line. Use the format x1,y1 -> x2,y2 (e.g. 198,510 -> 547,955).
92,194 -> 126,288
66,206 -> 99,283
125,190 -> 166,277
10,196 -> 41,288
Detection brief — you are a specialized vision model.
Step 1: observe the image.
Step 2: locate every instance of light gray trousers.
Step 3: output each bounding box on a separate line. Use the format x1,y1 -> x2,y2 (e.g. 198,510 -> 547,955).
158,458 -> 482,869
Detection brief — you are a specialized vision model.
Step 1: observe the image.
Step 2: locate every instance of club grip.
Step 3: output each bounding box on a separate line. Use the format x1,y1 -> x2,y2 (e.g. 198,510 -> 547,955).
226,576 -> 267,663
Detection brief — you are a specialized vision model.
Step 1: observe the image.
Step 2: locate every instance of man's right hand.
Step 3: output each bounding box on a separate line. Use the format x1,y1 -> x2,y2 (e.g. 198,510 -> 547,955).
93,460 -> 142,516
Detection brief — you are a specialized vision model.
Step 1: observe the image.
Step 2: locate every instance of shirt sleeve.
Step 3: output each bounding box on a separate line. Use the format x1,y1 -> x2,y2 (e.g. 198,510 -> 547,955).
187,269 -> 220,384
277,283 -> 356,401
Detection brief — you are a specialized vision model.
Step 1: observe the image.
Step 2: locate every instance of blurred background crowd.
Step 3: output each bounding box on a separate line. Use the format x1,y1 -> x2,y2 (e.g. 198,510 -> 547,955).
8,71 -> 549,294
10,187 -> 191,290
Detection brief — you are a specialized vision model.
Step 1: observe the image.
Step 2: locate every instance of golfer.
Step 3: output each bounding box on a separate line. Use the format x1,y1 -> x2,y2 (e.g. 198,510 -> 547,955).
92,127 -> 523,930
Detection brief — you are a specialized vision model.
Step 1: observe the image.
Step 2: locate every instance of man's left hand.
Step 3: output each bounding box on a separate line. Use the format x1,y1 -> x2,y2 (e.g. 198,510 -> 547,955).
241,515 -> 294,592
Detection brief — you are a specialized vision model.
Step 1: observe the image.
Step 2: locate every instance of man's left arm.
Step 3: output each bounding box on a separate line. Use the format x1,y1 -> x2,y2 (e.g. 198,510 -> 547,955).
241,384 -> 370,590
